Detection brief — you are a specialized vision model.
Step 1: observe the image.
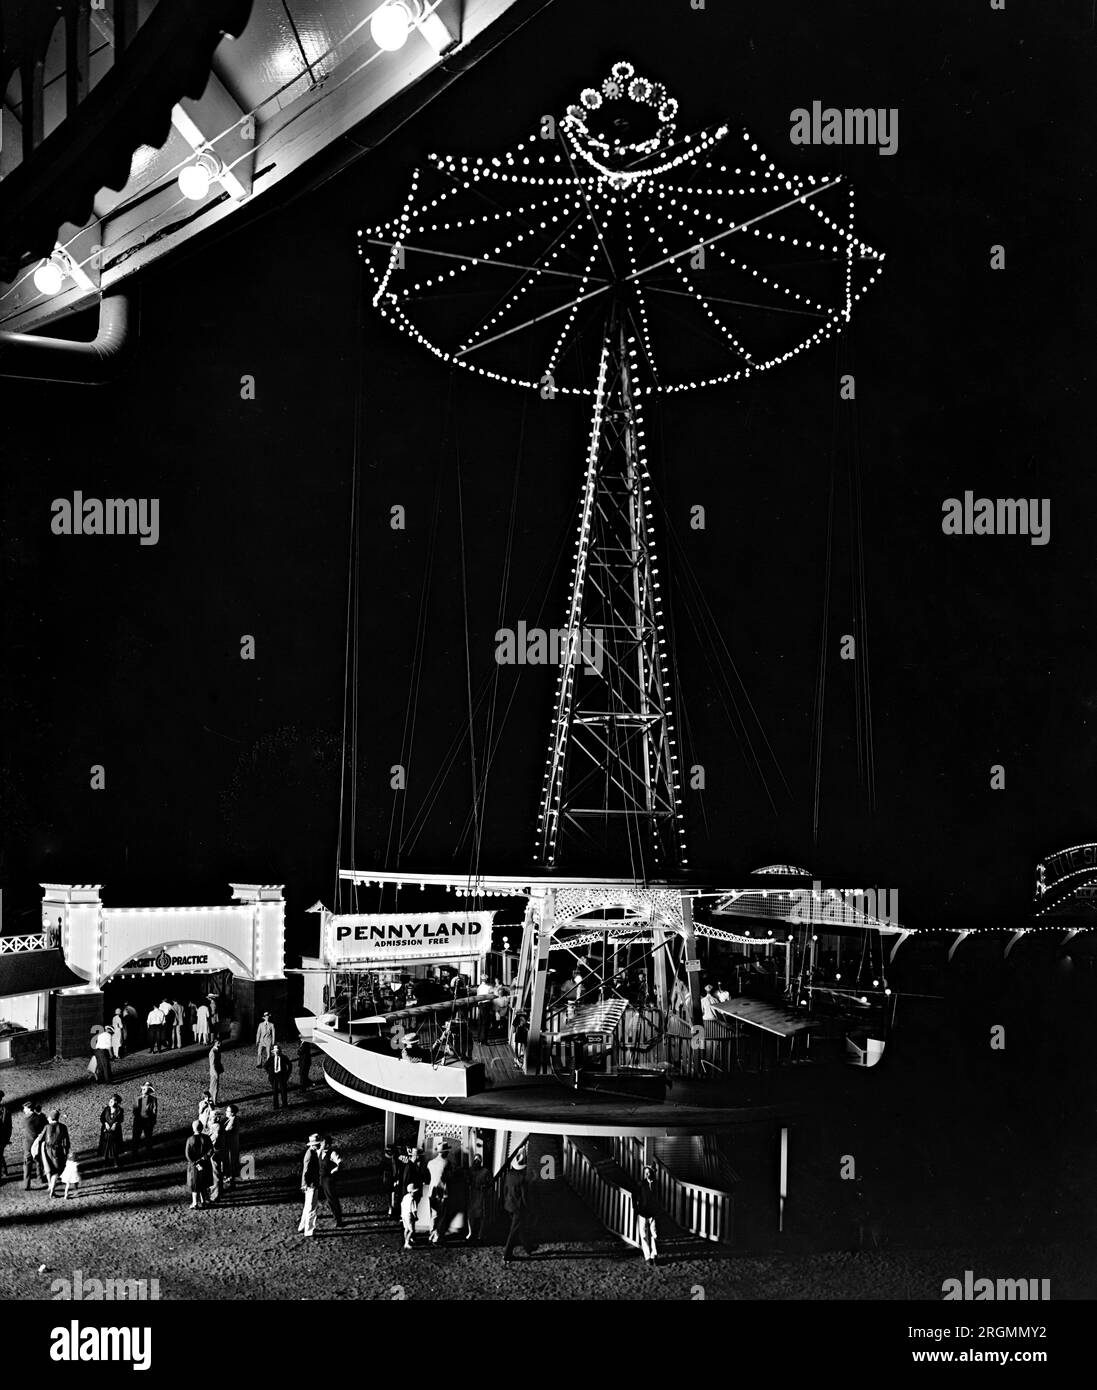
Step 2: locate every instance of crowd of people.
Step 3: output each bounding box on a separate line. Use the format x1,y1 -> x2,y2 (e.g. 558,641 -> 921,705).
84,992 -> 227,1083
0,1006 -> 285,1209
0,1088 -> 153,1200
1,1008 -> 667,1266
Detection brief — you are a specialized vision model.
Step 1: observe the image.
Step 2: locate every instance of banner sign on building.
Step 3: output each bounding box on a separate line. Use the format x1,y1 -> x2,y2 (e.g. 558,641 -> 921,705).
326,912 -> 494,964
118,944 -> 242,975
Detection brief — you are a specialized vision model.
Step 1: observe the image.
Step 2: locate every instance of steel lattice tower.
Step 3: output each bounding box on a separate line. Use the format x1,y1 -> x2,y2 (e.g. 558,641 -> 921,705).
535,310 -> 684,870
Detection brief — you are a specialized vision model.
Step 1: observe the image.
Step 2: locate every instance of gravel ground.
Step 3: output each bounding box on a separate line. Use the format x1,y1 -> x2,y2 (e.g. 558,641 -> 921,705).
1,1045 -> 1091,1301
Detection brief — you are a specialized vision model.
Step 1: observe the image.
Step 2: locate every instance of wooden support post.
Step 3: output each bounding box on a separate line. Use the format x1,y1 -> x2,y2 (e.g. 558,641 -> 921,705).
20,57 -> 44,159
680,893 -> 702,1024
524,890 -> 554,1075
779,1125 -> 789,1233
65,5 -> 90,116
383,1109 -> 396,1148
652,921 -> 669,1018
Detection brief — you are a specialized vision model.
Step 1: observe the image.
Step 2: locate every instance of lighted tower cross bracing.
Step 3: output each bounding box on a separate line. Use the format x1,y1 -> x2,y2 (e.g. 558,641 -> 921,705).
360,61 -> 884,874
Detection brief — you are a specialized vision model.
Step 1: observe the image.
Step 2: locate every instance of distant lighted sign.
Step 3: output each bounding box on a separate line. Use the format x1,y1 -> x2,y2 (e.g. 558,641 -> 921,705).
1039,845 -> 1097,892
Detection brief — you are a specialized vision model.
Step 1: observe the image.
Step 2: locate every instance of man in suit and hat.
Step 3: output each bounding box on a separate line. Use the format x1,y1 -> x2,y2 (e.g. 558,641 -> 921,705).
265,1043 -> 290,1110
21,1101 -> 47,1190
319,1134 -> 344,1228
255,1012 -> 276,1068
132,1083 -> 158,1156
502,1149 -> 533,1263
298,1134 -> 323,1237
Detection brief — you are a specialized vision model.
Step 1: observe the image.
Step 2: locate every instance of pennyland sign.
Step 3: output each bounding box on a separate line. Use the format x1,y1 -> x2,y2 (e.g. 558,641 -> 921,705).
327,912 -> 493,963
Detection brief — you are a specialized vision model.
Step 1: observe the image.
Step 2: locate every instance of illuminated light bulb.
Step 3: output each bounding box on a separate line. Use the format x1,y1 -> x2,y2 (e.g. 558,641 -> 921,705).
371,0 -> 419,51
178,150 -> 222,201
33,254 -> 66,296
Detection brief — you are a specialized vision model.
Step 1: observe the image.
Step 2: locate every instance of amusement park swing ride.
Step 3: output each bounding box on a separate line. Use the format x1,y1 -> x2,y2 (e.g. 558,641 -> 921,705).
303,61 -> 905,1242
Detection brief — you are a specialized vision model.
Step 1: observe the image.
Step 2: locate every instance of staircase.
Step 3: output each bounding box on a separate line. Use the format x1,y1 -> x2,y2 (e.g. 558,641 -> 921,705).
561,1134 -> 711,1258
612,1135 -> 739,1244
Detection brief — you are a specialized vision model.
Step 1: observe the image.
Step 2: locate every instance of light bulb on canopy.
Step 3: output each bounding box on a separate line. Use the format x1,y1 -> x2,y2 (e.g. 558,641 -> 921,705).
33,253 -> 67,297
371,0 -> 420,51
178,150 -> 224,201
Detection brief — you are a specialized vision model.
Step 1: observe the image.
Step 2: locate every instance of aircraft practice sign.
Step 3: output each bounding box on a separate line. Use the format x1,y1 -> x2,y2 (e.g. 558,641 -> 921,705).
118,944 -> 240,975
326,911 -> 493,963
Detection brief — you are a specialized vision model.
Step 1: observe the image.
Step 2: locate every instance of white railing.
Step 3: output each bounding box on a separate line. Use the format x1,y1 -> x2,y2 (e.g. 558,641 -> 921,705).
612,1136 -> 735,1245
561,1138 -> 639,1248
0,933 -> 49,953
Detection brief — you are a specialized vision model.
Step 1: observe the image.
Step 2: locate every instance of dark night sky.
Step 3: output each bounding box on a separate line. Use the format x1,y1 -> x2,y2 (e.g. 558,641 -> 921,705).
2,0 -> 1096,944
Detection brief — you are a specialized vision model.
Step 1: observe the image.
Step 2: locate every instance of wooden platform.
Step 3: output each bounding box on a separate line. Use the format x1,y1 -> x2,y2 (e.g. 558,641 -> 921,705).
471,1036 -> 524,1084
321,1052 -> 806,1137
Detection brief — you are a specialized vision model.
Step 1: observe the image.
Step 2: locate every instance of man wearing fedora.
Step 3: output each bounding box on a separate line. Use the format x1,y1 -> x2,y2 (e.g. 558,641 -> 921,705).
502,1149 -> 533,1263
265,1043 -> 290,1111
298,1134 -> 323,1238
255,1012 -> 276,1069
132,1083 -> 158,1156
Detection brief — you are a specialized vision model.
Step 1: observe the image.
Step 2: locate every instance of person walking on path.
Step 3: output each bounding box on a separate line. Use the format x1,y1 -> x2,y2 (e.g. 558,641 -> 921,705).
319,1135 -> 344,1228
157,998 -> 175,1049
389,1145 -> 410,1217
98,1095 -> 125,1169
255,1012 -> 276,1068
634,1164 -> 660,1265
223,1105 -> 241,1188
195,1001 -> 211,1047
170,1000 -> 185,1049
61,1150 -> 81,1199
502,1152 -> 533,1263
298,1039 -> 314,1091
185,1121 -> 211,1210
208,1112 -> 226,1203
465,1154 -> 491,1244
21,1102 -> 46,1190
265,1044 -> 290,1110
40,1110 -> 71,1197
132,1083 -> 157,1156
92,1024 -> 114,1082
197,1092 -> 214,1134
427,1143 -> 450,1244
298,1134 -> 323,1237
146,1003 -> 165,1054
400,1183 -> 419,1249
0,1089 -> 11,1182
208,1041 -> 224,1104
110,1009 -> 126,1059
